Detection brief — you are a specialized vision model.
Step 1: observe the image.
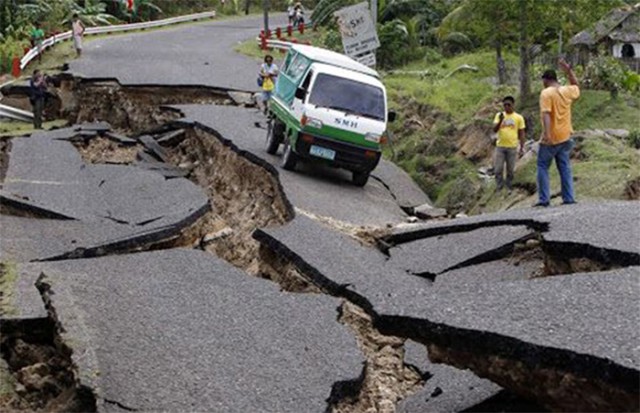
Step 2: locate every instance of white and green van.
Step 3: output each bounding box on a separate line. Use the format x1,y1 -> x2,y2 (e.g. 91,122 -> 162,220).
266,44 -> 395,186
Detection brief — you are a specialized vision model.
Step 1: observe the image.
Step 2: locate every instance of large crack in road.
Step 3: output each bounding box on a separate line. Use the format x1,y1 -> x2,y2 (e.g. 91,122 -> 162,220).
0,79 -> 436,412
1,67 -> 639,412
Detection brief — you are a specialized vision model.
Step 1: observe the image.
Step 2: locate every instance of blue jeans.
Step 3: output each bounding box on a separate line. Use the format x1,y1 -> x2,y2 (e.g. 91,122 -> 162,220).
536,139 -> 575,204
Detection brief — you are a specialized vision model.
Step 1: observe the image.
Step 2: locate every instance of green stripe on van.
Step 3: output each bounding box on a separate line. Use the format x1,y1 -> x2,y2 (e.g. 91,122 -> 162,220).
271,98 -> 380,150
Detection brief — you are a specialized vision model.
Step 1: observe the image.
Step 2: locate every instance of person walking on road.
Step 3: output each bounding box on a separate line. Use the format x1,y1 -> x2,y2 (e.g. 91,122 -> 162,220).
492,95 -> 525,193
287,1 -> 296,25
29,70 -> 48,130
535,59 -> 580,207
30,22 -> 45,62
259,55 -> 279,115
72,13 -> 85,58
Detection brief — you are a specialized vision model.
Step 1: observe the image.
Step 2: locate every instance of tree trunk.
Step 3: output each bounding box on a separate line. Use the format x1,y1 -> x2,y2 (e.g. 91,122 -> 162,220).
519,0 -> 530,102
496,41 -> 506,85
245,0 -> 251,15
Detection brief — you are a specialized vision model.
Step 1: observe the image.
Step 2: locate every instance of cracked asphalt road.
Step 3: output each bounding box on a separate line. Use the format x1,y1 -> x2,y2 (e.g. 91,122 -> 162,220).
172,104 -> 428,226
2,12 -> 639,413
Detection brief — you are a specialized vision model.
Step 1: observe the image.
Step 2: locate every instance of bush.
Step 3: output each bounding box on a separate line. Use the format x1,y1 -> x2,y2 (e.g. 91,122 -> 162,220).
583,55 -> 628,96
436,174 -> 480,213
623,71 -> 640,93
627,129 -> 640,149
376,19 -> 425,68
422,47 -> 442,64
320,29 -> 343,53
440,32 -> 473,56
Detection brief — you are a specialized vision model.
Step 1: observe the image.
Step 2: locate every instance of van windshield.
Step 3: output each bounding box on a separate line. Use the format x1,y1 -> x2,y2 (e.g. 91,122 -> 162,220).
308,73 -> 385,121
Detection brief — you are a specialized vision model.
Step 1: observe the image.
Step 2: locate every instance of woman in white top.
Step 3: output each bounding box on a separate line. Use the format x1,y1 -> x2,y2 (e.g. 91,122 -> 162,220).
72,13 -> 85,57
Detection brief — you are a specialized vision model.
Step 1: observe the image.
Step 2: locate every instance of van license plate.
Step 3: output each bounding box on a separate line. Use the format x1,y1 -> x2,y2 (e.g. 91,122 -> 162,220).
309,145 -> 336,160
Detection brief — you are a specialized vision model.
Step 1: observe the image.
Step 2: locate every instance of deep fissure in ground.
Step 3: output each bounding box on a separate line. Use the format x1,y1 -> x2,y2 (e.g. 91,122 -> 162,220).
0,273 -> 96,412
0,81 -> 430,412
2,80 -> 638,412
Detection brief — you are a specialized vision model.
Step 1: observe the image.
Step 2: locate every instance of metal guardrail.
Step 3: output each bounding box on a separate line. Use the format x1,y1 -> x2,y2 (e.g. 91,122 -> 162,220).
21,11 -> 216,70
262,39 -> 295,50
0,103 -> 33,122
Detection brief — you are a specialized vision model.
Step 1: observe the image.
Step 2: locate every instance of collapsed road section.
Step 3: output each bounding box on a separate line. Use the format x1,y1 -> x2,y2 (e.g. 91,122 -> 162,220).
254,203 -> 640,412
1,76 -> 639,412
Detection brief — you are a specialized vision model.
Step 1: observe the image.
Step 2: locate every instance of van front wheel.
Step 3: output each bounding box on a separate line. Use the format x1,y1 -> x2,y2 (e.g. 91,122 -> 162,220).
266,120 -> 284,155
281,140 -> 298,171
352,171 -> 370,187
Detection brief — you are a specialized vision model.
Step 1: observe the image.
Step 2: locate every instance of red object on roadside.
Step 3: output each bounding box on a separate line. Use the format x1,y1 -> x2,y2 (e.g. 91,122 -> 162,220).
287,25 -> 293,37
260,30 -> 265,38
276,27 -> 282,38
266,29 -> 271,38
291,38 -> 298,44
260,35 -> 268,50
11,57 -> 20,77
299,22 -> 305,34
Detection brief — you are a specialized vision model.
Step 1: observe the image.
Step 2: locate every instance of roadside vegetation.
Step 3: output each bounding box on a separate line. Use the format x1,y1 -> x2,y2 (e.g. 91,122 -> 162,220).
297,0 -> 640,213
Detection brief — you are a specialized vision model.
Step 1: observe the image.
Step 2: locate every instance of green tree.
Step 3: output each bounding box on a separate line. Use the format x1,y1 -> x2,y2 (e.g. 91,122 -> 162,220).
439,0 -> 518,83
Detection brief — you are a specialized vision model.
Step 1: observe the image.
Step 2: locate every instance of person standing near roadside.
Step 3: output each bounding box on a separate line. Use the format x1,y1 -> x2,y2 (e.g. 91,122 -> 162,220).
259,55 -> 279,115
30,22 -> 45,62
72,13 -> 85,57
29,70 -> 48,130
492,95 -> 525,192
535,59 -> 580,207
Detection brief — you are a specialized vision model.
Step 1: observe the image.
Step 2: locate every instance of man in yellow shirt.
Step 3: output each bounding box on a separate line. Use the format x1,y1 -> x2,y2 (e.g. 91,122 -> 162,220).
535,59 -> 580,207
492,96 -> 525,192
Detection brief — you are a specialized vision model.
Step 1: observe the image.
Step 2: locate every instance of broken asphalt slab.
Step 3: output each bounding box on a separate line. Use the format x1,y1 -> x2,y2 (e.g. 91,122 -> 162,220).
24,249 -> 364,412
385,201 -> 640,258
376,267 -> 640,412
171,104 -> 430,226
3,130 -> 208,225
386,225 -> 534,276
399,340 -> 541,413
254,214 -> 432,310
254,214 -> 640,411
0,205 -> 208,263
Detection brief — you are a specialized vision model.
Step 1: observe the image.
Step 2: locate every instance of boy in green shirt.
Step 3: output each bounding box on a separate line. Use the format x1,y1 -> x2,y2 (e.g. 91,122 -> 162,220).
31,22 -> 45,62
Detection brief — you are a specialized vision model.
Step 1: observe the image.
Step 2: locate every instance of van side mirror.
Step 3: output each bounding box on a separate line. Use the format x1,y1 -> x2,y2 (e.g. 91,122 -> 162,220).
295,87 -> 307,100
388,110 -> 397,123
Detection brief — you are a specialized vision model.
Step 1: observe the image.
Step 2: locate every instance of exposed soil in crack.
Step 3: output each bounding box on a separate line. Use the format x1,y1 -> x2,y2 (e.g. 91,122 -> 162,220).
256,244 -> 320,293
167,127 -> 293,273
426,343 -> 638,412
0,138 -> 10,185
0,318 -> 96,412
67,78 -> 231,133
623,176 -> 640,200
332,302 -> 424,413
296,208 -> 391,248
73,137 -> 140,164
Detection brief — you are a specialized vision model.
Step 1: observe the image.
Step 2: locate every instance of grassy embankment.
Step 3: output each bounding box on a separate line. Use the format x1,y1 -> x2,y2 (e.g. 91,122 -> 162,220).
235,36 -> 640,213
384,51 -> 640,213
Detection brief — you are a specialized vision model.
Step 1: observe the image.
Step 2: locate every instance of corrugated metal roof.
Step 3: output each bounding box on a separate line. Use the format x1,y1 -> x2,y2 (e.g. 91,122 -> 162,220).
570,4 -> 639,46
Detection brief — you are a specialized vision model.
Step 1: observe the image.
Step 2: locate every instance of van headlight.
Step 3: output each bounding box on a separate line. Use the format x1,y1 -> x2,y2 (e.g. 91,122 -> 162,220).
365,133 -> 382,143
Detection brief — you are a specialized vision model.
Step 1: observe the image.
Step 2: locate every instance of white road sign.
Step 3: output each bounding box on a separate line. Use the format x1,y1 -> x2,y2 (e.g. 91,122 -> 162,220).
334,2 -> 380,57
355,52 -> 376,67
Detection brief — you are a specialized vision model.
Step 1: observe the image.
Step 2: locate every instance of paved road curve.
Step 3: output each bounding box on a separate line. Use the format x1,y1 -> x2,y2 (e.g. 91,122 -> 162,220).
70,15 -> 288,90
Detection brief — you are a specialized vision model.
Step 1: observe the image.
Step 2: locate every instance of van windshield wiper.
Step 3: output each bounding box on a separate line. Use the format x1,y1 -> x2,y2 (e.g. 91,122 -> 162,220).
324,105 -> 362,116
